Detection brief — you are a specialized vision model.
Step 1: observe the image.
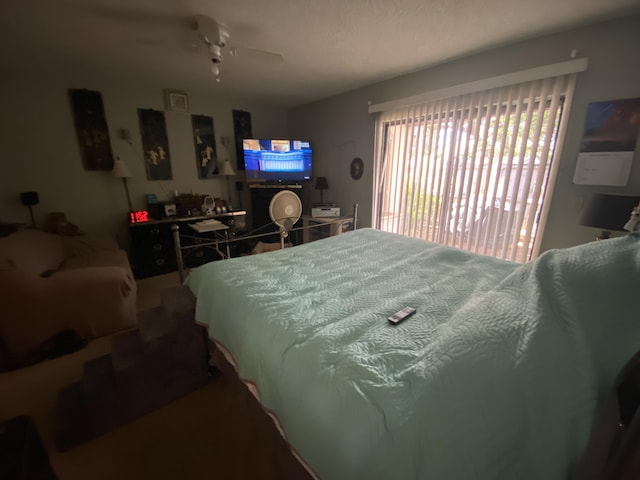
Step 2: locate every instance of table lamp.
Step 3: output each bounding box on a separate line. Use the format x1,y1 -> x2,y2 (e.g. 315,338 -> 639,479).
220,160 -> 236,207
315,176 -> 329,205
112,157 -> 133,212
20,191 -> 39,227
579,193 -> 640,240
624,200 -> 640,233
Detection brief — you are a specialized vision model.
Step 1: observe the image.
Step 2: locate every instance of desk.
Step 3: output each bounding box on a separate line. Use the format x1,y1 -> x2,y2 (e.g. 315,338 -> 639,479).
302,215 -> 354,243
187,222 -> 231,261
129,211 -> 245,278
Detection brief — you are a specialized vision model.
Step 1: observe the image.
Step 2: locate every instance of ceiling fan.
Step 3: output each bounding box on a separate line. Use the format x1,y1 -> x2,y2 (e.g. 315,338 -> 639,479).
87,6 -> 284,82
190,14 -> 284,82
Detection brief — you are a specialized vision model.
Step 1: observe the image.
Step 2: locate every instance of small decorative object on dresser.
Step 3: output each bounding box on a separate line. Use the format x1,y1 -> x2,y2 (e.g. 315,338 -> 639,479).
164,203 -> 177,217
202,196 -> 215,215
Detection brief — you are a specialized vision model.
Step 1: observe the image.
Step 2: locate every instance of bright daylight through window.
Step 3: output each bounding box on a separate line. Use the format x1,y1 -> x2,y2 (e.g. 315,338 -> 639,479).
373,74 -> 576,263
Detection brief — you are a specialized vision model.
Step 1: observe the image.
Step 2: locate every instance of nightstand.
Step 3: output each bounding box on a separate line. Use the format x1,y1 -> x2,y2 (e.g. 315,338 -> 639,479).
302,215 -> 354,243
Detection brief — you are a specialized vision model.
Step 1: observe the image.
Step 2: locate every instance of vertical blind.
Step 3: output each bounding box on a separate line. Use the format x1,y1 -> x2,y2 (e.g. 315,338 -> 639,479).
373,74 -> 575,263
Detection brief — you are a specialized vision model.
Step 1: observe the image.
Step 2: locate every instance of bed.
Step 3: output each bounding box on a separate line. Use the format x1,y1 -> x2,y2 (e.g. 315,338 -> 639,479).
184,228 -> 640,479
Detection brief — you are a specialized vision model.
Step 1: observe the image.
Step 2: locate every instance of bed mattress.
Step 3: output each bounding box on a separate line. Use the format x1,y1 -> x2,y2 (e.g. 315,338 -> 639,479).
186,228 -> 640,479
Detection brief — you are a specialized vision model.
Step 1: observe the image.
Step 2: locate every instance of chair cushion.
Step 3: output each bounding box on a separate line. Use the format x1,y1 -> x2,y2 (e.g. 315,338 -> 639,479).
61,249 -> 130,271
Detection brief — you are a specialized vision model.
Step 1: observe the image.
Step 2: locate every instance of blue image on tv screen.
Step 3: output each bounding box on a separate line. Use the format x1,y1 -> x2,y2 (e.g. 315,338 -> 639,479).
243,139 -> 312,183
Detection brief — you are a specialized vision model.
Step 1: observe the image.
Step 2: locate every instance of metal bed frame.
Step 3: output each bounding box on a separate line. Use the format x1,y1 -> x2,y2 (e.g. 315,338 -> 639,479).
172,204 -> 359,283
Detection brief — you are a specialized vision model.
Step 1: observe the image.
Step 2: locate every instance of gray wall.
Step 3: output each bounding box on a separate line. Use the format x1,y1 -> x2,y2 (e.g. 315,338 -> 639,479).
0,74 -> 288,239
289,15 -> 640,252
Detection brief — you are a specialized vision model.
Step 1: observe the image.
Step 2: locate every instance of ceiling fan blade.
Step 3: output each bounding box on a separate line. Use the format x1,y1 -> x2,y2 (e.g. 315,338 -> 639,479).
229,47 -> 284,63
136,38 -> 203,53
88,5 -> 195,29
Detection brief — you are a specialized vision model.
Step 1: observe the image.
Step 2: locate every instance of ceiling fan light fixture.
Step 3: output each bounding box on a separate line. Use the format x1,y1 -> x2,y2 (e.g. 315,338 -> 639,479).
210,64 -> 222,83
209,44 -> 222,63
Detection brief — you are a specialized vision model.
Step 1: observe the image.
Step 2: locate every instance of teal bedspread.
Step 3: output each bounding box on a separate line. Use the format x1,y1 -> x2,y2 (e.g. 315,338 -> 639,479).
185,228 -> 640,479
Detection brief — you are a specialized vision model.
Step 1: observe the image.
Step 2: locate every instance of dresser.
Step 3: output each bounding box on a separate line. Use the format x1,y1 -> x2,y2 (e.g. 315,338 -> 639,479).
129,211 -> 246,278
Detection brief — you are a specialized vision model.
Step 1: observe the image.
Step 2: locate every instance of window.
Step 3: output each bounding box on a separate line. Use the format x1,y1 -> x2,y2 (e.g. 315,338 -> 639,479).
373,74 -> 575,263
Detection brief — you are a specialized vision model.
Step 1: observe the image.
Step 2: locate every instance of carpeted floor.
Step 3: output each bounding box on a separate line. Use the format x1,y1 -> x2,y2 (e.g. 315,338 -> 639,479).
51,373 -> 311,480
0,275 -> 311,480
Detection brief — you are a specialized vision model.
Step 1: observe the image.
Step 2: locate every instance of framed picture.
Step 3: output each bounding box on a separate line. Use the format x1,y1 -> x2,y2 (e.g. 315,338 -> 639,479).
580,98 -> 640,153
138,108 -> 173,180
164,89 -> 189,113
192,114 -> 218,178
232,110 -> 252,171
164,203 -> 177,217
350,157 -> 364,180
68,89 -> 114,170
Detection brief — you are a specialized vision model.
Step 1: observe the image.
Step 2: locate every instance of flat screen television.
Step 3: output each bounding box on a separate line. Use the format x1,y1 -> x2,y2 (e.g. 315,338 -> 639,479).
243,139 -> 312,184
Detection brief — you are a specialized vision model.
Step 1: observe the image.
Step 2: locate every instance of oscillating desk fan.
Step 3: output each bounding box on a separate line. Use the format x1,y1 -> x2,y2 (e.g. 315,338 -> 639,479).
269,190 -> 302,249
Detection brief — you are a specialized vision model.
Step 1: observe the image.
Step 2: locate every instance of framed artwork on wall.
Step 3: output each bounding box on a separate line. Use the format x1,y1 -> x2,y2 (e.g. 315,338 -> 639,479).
68,89 -> 114,170
192,114 -> 219,178
573,97 -> 640,186
138,108 -> 172,180
232,109 -> 252,171
164,89 -> 189,113
350,157 -> 364,180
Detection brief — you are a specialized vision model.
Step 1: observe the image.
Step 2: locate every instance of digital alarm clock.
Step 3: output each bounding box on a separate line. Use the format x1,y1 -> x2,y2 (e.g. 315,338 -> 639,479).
129,210 -> 150,224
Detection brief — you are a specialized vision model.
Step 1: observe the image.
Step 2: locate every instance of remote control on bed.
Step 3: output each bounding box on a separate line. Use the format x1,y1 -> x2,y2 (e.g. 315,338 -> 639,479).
388,307 -> 416,325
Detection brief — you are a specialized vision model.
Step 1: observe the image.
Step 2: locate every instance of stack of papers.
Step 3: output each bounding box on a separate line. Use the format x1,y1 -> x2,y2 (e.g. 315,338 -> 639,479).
190,219 -> 229,233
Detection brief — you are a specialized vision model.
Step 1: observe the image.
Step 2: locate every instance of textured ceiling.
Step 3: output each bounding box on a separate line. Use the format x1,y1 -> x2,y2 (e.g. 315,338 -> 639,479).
1,0 -> 639,107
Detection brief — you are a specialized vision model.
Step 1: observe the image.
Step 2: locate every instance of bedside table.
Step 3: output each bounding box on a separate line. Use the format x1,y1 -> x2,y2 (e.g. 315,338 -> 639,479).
302,215 -> 354,243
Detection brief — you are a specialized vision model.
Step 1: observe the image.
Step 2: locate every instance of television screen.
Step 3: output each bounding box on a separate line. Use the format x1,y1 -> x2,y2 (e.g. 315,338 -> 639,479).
243,139 -> 312,184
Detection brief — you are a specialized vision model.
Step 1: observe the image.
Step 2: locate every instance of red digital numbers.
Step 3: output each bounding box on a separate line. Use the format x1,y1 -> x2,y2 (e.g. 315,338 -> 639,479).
129,210 -> 149,223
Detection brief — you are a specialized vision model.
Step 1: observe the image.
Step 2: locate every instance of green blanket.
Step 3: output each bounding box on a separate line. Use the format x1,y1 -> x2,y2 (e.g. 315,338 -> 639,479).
186,228 -> 640,479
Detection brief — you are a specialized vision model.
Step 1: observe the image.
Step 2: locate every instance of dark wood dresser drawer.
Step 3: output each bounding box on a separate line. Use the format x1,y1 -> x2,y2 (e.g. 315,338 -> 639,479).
129,211 -> 247,278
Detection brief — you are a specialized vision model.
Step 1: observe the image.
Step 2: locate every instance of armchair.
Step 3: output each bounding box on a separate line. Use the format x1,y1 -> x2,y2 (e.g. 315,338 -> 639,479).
0,229 -> 137,360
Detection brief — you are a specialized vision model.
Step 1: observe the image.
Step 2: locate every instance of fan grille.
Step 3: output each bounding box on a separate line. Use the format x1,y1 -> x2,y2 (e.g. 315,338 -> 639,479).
269,190 -> 302,227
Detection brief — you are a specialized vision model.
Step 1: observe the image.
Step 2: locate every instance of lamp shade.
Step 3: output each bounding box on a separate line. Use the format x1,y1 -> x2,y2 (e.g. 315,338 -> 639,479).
20,191 -> 39,206
217,142 -> 235,176
220,159 -> 236,176
315,176 -> 329,190
112,156 -> 132,178
579,193 -> 640,232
